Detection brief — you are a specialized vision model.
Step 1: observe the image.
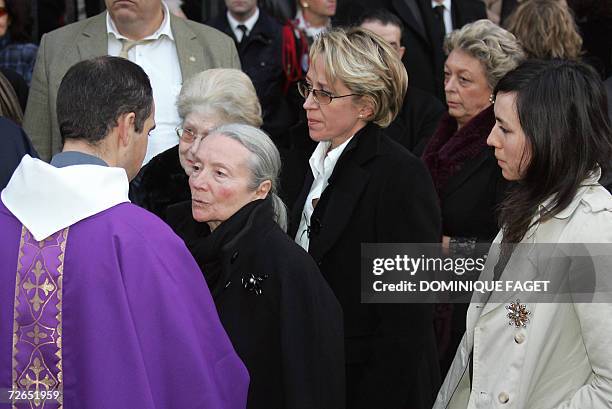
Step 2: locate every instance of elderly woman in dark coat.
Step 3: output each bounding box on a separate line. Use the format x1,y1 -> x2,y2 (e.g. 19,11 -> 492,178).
167,124 -> 344,409
421,19 -> 524,372
289,27 -> 442,409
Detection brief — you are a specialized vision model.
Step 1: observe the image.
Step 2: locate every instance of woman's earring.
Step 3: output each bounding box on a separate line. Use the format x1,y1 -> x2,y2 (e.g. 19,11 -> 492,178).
489,94 -> 495,104
301,2 -> 309,8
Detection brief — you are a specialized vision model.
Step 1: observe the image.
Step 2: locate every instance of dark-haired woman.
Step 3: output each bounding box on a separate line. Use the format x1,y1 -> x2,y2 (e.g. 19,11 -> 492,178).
0,0 -> 37,85
434,59 -> 612,408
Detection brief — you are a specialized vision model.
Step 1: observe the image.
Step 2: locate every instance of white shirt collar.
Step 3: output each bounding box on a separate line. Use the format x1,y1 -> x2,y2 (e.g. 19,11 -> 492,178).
309,137 -> 354,178
431,0 -> 451,10
106,1 -> 174,42
227,7 -> 260,37
1,155 -> 130,241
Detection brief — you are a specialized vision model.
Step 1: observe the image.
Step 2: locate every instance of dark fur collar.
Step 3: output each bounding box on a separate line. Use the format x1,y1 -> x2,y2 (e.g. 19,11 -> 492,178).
422,105 -> 495,195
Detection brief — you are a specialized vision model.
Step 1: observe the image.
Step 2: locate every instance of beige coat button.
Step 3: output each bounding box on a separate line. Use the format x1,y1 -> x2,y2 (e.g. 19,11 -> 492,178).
514,332 -> 525,344
498,392 -> 510,404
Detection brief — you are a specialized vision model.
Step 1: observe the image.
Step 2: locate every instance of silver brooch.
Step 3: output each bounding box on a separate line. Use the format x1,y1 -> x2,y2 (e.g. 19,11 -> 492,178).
506,299 -> 531,328
241,273 -> 269,295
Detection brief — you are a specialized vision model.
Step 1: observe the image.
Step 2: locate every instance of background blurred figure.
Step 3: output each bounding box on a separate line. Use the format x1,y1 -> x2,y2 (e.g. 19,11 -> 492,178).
483,0 -> 517,26
0,69 -> 23,124
421,19 -> 524,374
567,0 -> 612,78
0,117 -> 37,189
0,0 -> 37,85
383,0 -> 486,101
506,0 -> 582,60
24,0 -> 240,162
358,8 -> 445,155
168,124 -> 345,409
435,58 -> 612,409
165,0 -> 187,17
289,28 -> 441,409
133,68 -> 262,220
209,0 -> 295,141
294,0 -> 335,42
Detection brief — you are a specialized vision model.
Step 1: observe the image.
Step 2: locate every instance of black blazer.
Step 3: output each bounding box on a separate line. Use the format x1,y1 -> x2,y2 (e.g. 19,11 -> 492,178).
208,10 -> 296,140
386,86 -> 446,156
440,147 -> 506,241
168,199 -> 345,409
288,123 -> 442,409
386,0 -> 486,101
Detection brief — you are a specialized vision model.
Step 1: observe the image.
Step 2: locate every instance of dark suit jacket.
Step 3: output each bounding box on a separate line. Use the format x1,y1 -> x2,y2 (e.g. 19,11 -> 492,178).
386,0 -> 486,101
208,10 -> 296,140
168,199 -> 345,409
386,86 -> 446,156
288,123 -> 442,409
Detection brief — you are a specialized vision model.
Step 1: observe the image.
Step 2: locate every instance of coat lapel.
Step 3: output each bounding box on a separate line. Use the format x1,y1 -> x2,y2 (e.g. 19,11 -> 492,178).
171,14 -> 209,81
392,0 -> 429,44
76,13 -> 107,62
307,126 -> 379,262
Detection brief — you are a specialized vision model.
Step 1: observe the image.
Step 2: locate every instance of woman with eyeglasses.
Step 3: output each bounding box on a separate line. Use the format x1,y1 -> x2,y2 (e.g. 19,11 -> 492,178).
288,27 -> 442,409
132,68 -> 263,220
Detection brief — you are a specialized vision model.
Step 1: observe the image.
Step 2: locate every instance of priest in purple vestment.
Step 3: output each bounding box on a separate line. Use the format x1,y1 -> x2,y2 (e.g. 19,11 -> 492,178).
0,56 -> 249,409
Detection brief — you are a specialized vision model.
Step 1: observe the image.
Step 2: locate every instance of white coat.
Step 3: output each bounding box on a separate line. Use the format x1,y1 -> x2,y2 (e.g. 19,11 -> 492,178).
434,172 -> 612,409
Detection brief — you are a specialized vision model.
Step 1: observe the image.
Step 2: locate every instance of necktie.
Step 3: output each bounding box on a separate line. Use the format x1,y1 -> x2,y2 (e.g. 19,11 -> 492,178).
119,38 -> 154,59
237,24 -> 248,44
433,4 -> 446,43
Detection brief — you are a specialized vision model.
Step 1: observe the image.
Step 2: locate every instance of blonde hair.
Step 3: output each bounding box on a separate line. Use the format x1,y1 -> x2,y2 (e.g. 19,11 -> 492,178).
445,19 -> 525,89
177,68 -> 263,127
505,0 -> 582,60
309,27 -> 407,127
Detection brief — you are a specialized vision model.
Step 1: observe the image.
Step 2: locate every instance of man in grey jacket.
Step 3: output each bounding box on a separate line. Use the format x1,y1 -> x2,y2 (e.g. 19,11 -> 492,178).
25,0 -> 240,162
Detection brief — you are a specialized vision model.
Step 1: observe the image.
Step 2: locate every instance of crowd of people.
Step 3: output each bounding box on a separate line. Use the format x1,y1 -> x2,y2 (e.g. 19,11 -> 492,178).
1,0 -> 612,408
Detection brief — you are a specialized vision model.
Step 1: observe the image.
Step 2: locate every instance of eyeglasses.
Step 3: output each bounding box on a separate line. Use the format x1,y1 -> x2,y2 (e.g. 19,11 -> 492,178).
176,127 -> 209,143
0,7 -> 7,17
297,81 -> 360,105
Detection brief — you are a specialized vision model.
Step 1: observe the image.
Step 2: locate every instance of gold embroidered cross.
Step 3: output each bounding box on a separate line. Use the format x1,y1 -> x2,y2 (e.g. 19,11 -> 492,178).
23,261 -> 56,312
19,357 -> 57,405
26,325 -> 49,345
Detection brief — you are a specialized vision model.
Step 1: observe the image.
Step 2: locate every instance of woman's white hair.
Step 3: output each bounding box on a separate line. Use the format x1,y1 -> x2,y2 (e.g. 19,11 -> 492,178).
177,68 -> 263,127
210,123 -> 288,231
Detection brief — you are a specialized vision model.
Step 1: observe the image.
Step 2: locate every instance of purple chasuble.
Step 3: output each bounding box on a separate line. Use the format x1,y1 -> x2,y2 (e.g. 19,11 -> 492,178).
0,201 -> 249,409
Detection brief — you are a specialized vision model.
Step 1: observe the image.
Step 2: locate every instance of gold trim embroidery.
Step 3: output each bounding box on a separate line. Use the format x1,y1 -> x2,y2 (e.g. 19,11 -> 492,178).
12,227 -> 69,409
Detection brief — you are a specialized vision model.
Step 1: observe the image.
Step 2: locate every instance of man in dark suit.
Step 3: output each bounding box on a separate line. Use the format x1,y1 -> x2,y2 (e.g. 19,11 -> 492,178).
383,0 -> 486,101
209,0 -> 295,141
358,8 -> 446,155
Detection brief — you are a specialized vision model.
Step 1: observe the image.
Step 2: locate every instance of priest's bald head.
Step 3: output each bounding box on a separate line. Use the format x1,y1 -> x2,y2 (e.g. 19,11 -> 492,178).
56,56 -> 155,180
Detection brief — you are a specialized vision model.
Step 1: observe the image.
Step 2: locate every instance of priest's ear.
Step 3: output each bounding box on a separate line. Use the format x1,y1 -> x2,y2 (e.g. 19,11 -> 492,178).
116,112 -> 138,148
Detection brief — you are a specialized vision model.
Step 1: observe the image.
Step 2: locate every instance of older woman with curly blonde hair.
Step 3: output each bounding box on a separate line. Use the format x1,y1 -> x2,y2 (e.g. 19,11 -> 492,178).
421,19 -> 524,373
289,27 -> 442,409
506,0 -> 583,60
